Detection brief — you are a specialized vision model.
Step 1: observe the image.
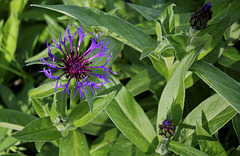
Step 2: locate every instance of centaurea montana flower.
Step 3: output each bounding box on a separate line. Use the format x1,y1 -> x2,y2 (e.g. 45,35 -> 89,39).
40,24 -> 116,99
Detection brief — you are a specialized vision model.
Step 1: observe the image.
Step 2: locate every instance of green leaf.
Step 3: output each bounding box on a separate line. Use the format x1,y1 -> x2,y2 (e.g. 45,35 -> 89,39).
29,80 -> 67,98
0,85 -> 19,110
156,4 -> 175,35
208,106 -> 236,135
196,123 -> 227,156
12,117 -> 62,142
81,111 -> 114,136
125,66 -> 166,96
157,35 -> 212,141
44,14 -> 64,39
203,39 -> 226,64
31,98 -> 50,118
109,133 -> 147,156
25,46 -> 59,63
59,128 -> 90,156
136,20 -> 156,35
105,77 -> 157,153
0,109 -> 37,131
63,0 -> 89,6
227,0 -> 240,27
106,100 -> 156,152
173,94 -> 237,146
175,13 -> 191,32
69,91 -> 116,127
10,0 -> 27,15
35,141 -> 45,153
0,127 -> 8,142
128,3 -> 161,20
115,64 -> 145,78
218,47 -> 240,72
0,63 -> 27,79
149,54 -> 170,81
0,7 -> 19,81
168,140 -> 208,156
50,91 -> 67,122
154,37 -> 173,57
16,81 -> 34,112
165,34 -> 189,61
83,86 -> 95,113
139,4 -> 176,59
140,47 -> 155,60
184,71 -> 199,89
90,128 -> 119,156
18,24 -> 45,58
31,4 -> 156,52
0,136 -> 18,153
231,145 -> 240,156
106,100 -> 156,153
232,114 -> 240,143
224,22 -> 240,46
191,60 -> 240,113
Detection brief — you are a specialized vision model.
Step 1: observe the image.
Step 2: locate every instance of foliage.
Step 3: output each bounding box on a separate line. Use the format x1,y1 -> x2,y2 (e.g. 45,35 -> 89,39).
0,0 -> 240,155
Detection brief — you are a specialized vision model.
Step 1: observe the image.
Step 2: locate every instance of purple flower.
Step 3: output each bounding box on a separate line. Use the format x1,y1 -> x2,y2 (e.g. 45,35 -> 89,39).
40,24 -> 116,99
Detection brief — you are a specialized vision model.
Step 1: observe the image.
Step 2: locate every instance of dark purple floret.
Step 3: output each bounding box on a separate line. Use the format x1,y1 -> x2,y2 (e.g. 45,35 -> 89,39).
202,2 -> 212,12
164,120 -> 170,126
40,24 -> 117,99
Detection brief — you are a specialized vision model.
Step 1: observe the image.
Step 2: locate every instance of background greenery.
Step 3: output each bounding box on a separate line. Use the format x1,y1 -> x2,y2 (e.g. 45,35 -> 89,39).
0,0 -> 240,155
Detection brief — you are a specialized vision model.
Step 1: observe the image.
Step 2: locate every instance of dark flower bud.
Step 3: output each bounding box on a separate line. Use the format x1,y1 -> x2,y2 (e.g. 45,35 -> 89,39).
190,2 -> 212,30
158,120 -> 176,138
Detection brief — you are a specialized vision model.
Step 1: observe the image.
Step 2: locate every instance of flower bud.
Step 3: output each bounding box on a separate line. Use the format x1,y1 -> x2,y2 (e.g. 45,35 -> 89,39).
190,2 -> 212,30
158,120 -> 176,138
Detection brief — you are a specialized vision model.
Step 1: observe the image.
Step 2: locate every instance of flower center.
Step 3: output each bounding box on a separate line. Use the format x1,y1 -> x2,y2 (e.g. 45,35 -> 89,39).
63,53 -> 90,80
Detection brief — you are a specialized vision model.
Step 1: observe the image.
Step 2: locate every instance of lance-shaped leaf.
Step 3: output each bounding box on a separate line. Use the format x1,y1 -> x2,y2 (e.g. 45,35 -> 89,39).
31,98 -> 50,118
50,91 -> 67,122
59,128 -> 90,156
105,100 -> 157,153
105,77 -> 157,153
168,140 -> 208,156
128,3 -> 161,20
0,109 -> 37,131
90,128 -> 119,156
173,94 -> 237,146
109,133 -> 147,156
232,114 -> 240,143
156,35 -> 212,141
126,66 -> 166,97
165,34 -> 190,61
191,60 -> 240,113
196,123 -> 227,156
29,80 -> 67,98
31,4 -> 156,52
12,117 -> 62,142
0,136 -> 18,153
156,4 -> 175,35
218,47 -> 240,72
69,91 -> 116,127
140,4 -> 176,59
